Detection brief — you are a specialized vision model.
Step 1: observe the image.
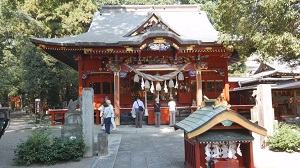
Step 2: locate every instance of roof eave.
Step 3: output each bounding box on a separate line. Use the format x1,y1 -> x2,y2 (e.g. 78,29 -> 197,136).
175,109 -> 267,139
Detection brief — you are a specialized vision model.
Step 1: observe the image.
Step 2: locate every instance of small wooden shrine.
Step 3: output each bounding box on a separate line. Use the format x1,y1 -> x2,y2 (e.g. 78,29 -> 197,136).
30,5 -> 239,125
174,98 -> 267,168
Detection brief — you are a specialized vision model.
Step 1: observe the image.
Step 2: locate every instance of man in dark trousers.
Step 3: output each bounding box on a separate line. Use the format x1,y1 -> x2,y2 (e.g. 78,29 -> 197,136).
132,97 -> 145,128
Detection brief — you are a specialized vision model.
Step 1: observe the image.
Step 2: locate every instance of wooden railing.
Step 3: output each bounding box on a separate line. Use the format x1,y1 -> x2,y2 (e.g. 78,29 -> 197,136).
46,109 -> 101,126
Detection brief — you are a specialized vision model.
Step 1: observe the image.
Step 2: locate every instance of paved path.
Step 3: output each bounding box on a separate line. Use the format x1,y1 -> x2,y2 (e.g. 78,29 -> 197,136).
0,111 -> 299,168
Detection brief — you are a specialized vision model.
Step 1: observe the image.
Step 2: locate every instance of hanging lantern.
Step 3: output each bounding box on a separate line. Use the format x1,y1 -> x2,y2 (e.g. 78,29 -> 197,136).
178,72 -> 184,81
150,81 -> 155,93
164,80 -> 168,93
169,79 -> 174,88
145,80 -> 150,89
134,74 -> 139,82
141,78 -> 145,89
156,82 -> 161,91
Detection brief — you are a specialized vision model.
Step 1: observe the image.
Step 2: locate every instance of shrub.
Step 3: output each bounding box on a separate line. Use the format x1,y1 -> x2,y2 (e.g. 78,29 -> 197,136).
13,127 -> 85,166
13,127 -> 52,165
267,123 -> 300,153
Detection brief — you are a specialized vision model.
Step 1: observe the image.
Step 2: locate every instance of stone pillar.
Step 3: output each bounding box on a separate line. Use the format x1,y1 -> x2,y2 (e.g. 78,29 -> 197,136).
251,84 -> 274,149
257,84 -> 274,135
98,133 -> 108,156
82,88 -> 94,157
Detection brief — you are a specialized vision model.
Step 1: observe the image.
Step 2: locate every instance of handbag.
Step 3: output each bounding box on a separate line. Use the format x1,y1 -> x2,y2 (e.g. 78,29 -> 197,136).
131,110 -> 136,118
137,101 -> 144,111
144,109 -> 148,116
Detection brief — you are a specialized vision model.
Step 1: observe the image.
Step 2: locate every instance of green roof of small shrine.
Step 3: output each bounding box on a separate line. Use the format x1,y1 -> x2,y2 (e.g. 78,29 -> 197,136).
174,103 -> 267,139
175,105 -> 229,133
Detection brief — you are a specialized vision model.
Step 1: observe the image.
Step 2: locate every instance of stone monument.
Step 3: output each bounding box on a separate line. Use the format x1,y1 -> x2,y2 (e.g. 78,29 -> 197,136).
61,97 -> 83,139
251,84 -> 274,149
82,88 -> 94,157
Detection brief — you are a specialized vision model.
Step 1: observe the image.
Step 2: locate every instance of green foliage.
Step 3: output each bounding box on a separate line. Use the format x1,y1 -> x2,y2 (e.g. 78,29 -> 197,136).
0,0 -> 82,108
216,0 -> 300,66
200,0 -> 220,29
14,127 -> 85,166
13,127 -> 53,166
228,60 -> 247,76
95,0 -> 177,5
267,123 -> 300,153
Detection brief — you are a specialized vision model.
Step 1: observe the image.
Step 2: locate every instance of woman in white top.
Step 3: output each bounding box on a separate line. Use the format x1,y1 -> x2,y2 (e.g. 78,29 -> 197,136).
103,102 -> 112,134
101,99 -> 117,131
168,98 -> 176,126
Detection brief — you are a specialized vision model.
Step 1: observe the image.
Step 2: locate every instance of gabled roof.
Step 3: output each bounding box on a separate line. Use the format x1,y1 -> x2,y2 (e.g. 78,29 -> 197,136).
230,56 -> 300,88
30,5 -> 219,46
124,12 -> 180,37
174,105 -> 267,139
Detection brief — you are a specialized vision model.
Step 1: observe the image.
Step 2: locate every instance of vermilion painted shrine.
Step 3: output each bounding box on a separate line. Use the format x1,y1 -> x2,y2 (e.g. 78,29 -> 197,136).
31,5 -> 239,126
30,5 -> 268,168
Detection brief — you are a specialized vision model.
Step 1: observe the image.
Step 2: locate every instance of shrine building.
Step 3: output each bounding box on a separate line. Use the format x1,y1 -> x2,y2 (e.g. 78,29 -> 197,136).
30,5 -> 239,125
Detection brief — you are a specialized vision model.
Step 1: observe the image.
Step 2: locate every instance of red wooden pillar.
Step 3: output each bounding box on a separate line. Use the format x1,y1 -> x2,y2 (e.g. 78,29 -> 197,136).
223,52 -> 230,102
195,143 -> 201,168
249,142 -> 254,168
114,71 -> 120,125
77,55 -> 83,95
196,70 -> 202,110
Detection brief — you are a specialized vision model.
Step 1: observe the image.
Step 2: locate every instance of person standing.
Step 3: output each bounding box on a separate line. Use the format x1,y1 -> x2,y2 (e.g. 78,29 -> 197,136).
98,99 -> 106,128
132,97 -> 145,128
168,98 -> 176,126
103,102 -> 112,134
106,99 -> 117,131
153,98 -> 161,127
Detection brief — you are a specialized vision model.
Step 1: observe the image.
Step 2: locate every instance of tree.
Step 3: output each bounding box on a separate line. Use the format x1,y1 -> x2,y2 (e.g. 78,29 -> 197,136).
0,0 -> 97,109
95,0 -> 177,5
216,0 -> 300,66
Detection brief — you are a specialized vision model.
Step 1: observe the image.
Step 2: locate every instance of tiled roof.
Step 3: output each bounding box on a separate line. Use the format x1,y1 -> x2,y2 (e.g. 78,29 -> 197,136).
30,5 -> 219,46
174,105 -> 267,139
175,105 -> 227,133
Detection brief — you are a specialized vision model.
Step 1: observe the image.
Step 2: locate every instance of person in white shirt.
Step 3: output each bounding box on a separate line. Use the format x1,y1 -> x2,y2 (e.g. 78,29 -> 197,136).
132,97 -> 145,128
106,99 -> 117,130
103,102 -> 113,134
168,98 -> 176,126
98,99 -> 106,127
99,99 -> 117,131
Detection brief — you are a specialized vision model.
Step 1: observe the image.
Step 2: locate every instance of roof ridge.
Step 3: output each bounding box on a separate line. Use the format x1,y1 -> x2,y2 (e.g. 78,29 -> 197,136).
99,5 -> 201,13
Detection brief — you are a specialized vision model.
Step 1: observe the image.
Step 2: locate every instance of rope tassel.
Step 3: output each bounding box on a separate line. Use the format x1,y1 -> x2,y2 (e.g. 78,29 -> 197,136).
150,81 -> 154,93
169,79 -> 174,88
156,82 -> 161,91
134,73 -> 139,82
141,78 -> 145,89
164,80 -> 168,93
174,76 -> 178,89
